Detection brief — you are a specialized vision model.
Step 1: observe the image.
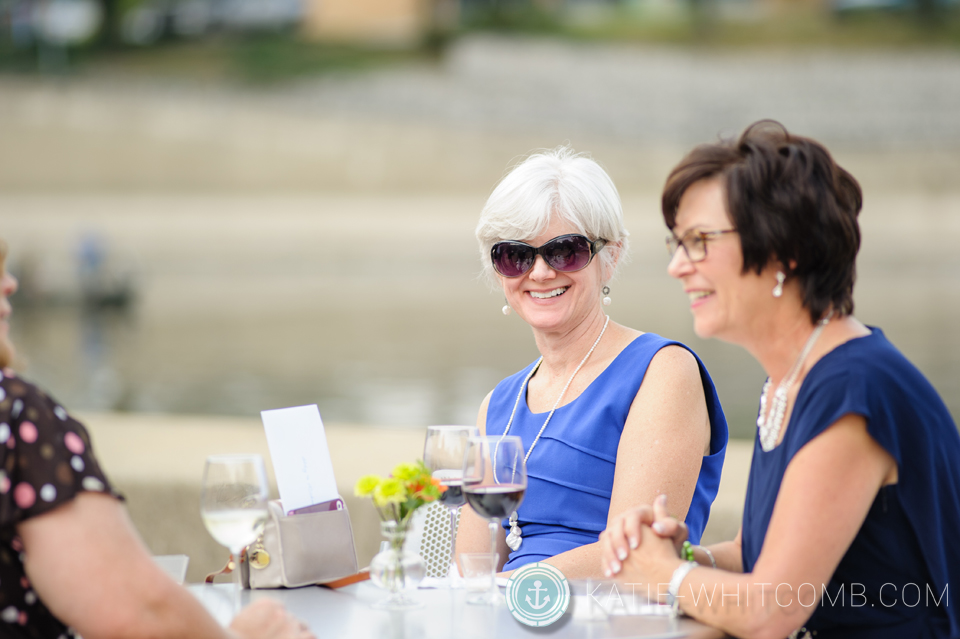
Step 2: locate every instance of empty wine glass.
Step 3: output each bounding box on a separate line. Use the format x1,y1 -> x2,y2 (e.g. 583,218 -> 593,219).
462,435 -> 526,605
200,454 -> 269,615
423,425 -> 478,583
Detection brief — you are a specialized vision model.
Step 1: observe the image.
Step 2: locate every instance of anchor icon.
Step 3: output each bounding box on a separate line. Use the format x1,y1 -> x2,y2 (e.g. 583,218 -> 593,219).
525,580 -> 552,610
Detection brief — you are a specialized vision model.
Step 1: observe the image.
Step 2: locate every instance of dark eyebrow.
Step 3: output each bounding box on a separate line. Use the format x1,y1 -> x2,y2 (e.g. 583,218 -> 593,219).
673,225 -> 707,238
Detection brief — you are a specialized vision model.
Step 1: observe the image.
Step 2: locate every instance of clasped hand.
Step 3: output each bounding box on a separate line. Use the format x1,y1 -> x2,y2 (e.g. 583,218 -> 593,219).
599,494 -> 687,581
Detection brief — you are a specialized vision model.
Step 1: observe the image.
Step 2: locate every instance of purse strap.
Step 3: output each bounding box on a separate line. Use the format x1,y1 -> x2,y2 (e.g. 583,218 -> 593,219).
204,551 -> 247,584
320,570 -> 371,589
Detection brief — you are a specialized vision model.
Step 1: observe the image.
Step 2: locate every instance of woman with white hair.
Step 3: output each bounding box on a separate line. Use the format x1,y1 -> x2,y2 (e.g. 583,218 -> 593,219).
456,147 -> 729,577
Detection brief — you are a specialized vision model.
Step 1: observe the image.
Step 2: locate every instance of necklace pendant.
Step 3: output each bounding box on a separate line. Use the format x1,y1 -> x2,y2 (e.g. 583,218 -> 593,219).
760,431 -> 775,452
505,511 -> 522,551
756,312 -> 833,453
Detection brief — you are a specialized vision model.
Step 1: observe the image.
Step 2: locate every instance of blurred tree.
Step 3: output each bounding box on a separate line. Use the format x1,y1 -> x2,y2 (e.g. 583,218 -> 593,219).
430,0 -> 461,29
916,0 -> 939,25
424,0 -> 458,53
98,0 -> 122,47
530,0 -> 562,12
687,0 -> 718,37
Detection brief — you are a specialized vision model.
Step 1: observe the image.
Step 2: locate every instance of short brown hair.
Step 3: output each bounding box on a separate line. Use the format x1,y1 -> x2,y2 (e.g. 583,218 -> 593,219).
662,120 -> 862,323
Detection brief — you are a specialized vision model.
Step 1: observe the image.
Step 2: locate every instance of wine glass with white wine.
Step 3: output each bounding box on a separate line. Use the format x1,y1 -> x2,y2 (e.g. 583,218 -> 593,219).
200,454 -> 270,615
423,425 -> 478,583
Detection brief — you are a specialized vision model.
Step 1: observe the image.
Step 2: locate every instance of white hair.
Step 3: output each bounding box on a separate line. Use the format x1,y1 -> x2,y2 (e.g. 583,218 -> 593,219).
476,146 -> 629,286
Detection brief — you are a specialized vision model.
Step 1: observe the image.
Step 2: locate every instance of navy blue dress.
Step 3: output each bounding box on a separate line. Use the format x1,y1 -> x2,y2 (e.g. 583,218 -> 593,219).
486,333 -> 728,571
742,328 -> 960,638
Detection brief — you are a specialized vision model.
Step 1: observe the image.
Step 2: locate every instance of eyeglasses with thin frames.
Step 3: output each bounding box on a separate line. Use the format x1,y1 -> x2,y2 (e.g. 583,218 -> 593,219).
666,229 -> 737,262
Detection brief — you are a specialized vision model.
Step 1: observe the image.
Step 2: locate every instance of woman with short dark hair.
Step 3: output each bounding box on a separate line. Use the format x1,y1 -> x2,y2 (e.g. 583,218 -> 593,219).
600,121 -> 960,638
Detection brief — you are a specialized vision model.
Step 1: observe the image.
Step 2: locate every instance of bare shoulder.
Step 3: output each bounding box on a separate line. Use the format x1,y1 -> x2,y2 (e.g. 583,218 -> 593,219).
630,344 -> 707,427
626,343 -> 710,454
646,344 -> 701,387
607,323 -> 644,352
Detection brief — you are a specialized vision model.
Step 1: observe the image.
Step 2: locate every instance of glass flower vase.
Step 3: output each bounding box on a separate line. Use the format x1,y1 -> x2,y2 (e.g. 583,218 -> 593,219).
369,520 -> 425,610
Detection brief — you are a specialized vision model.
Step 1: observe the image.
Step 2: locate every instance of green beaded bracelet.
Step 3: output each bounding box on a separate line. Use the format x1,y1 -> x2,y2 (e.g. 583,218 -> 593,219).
681,541 -> 718,568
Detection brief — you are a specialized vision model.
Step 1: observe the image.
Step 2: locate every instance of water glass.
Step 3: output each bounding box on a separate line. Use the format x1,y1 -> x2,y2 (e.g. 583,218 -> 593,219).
460,552 -> 499,604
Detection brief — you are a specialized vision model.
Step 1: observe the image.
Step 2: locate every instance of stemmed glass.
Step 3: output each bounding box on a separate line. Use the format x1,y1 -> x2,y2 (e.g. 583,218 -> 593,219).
423,425 -> 478,583
462,435 -> 527,605
200,454 -> 270,616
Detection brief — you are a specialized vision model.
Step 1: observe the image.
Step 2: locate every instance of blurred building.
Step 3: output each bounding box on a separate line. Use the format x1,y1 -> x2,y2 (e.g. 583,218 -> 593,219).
302,0 -> 457,45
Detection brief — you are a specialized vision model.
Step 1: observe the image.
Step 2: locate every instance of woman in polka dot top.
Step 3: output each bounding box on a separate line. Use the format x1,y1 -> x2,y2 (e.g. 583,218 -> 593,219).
0,242 -> 314,639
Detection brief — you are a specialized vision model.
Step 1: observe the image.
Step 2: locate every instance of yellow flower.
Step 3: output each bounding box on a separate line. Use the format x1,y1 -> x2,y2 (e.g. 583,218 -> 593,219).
354,475 -> 381,497
391,462 -> 420,481
373,478 -> 405,508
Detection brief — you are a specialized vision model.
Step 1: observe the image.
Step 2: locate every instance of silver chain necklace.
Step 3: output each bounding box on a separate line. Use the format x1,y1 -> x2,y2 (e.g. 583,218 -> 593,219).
497,314 -> 610,551
757,313 -> 833,452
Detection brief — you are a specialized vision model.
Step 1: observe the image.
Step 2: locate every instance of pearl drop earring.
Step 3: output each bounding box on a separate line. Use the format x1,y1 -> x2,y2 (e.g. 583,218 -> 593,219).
772,271 -> 785,298
602,286 -> 611,307
502,298 -> 512,315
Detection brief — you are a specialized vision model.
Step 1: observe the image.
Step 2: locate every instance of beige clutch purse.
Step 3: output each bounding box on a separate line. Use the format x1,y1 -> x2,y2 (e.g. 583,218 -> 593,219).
241,499 -> 359,589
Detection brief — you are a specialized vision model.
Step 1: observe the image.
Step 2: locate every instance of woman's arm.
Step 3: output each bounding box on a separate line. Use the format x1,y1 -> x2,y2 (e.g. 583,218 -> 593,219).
536,345 -> 710,580
455,391 -> 512,571
607,345 -> 711,539
609,413 -> 896,639
19,492 -> 312,639
709,530 -> 744,573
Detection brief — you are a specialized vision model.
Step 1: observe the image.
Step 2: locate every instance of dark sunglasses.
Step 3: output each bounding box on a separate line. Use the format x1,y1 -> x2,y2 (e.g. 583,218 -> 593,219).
491,234 -> 608,278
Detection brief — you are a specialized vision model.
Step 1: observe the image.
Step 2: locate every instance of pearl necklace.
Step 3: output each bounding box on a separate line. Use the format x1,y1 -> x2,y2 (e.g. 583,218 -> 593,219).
757,313 -> 833,452
497,314 -> 610,551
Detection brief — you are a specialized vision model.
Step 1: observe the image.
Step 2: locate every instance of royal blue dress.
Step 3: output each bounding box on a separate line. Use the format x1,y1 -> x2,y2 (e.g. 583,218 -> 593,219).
742,328 -> 960,638
485,333 -> 728,571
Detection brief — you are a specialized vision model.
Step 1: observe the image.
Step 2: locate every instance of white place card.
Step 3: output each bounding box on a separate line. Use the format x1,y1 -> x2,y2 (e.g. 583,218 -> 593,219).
260,404 -> 339,514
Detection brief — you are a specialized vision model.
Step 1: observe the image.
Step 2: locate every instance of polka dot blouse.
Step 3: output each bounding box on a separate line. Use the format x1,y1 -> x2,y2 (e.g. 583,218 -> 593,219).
0,369 -> 119,638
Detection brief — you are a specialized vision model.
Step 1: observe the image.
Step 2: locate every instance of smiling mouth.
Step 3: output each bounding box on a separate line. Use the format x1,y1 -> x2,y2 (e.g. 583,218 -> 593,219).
529,287 -> 568,299
688,291 -> 712,303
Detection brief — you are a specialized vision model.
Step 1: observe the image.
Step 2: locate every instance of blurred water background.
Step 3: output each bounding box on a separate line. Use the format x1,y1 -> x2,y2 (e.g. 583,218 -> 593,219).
2,0 -> 959,579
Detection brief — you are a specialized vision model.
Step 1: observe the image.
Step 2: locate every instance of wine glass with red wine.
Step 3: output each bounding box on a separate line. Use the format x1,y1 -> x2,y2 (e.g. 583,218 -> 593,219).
462,435 -> 526,605
423,425 -> 478,583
